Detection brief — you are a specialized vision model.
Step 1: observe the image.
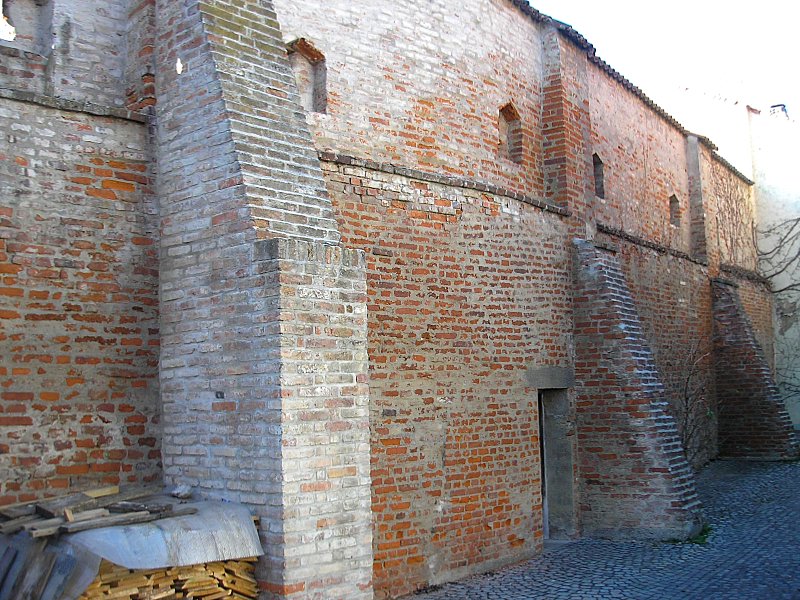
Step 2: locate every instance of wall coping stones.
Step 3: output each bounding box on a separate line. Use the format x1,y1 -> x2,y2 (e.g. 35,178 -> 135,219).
502,1 -> 752,187
720,263 -> 772,288
0,88 -> 148,123
319,150 -> 571,217
597,222 -> 708,266
710,277 -> 739,289
254,237 -> 366,267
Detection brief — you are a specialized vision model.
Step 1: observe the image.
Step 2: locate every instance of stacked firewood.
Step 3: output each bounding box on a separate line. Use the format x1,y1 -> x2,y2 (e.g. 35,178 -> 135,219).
79,558 -> 259,599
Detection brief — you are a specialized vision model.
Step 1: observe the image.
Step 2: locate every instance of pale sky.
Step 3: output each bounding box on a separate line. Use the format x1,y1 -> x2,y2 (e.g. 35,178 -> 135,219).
530,0 -> 799,153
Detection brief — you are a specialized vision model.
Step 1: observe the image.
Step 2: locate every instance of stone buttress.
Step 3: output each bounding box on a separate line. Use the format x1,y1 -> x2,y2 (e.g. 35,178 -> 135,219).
573,240 -> 702,539
153,0 -> 372,597
711,279 -> 798,458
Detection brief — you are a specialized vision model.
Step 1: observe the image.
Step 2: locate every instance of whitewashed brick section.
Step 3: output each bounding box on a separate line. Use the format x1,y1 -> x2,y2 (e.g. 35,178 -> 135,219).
200,1 -> 341,243
254,238 -> 373,599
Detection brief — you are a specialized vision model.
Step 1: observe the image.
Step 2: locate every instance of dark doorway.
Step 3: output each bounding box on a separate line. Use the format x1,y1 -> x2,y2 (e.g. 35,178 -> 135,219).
538,389 -> 576,539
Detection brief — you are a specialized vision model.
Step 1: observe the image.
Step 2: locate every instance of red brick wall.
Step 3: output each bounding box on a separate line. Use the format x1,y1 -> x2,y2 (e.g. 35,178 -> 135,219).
735,276 -> 775,370
711,280 -> 796,458
607,237 -> 716,466
700,147 -> 758,272
323,158 -> 573,598
274,0 -> 547,197
572,240 -> 701,538
0,99 -> 159,505
587,61 -> 691,252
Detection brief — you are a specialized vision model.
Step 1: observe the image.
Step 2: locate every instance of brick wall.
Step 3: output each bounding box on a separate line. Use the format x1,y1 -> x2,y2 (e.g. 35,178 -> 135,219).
0,97 -> 159,505
0,45 -> 48,93
124,0 -> 156,113
604,238 -> 716,467
541,28 -> 591,215
700,146 -> 758,272
322,156 -> 573,597
47,0 -> 131,107
572,240 -> 702,538
711,279 -> 797,458
253,239 -> 372,599
273,0 -> 547,197
730,273 -> 775,367
154,1 -> 372,597
587,59 -> 691,252
0,2 -> 791,599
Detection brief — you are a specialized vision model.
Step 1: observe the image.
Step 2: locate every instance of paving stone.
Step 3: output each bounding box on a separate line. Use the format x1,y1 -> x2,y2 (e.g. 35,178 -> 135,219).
411,460 -> 800,599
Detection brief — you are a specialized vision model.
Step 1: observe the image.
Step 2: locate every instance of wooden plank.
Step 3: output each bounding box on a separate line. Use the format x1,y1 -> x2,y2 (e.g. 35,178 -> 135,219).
59,506 -> 198,534
90,485 -> 164,509
108,501 -> 173,514
82,485 -> 120,499
60,511 -> 154,533
0,503 -> 36,519
35,493 -> 91,519
28,508 -> 112,538
1,485 -> 118,520
36,485 -> 161,518
0,514 -> 40,535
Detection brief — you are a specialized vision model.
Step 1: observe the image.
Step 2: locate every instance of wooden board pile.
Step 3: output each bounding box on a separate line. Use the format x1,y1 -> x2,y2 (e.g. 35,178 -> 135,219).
79,557 -> 259,599
0,485 -> 259,599
0,485 -> 197,539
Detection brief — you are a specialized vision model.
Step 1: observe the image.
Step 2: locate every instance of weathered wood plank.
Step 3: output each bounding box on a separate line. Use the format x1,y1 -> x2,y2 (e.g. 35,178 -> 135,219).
0,515 -> 40,535
59,506 -> 197,534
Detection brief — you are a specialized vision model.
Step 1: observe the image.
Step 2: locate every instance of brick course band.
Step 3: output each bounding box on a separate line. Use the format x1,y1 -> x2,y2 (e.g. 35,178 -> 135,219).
318,151 -> 571,217
0,88 -> 148,123
597,222 -> 706,265
720,263 -> 772,288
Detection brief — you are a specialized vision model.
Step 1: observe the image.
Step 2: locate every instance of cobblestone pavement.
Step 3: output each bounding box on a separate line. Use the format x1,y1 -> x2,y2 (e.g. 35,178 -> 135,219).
411,460 -> 800,599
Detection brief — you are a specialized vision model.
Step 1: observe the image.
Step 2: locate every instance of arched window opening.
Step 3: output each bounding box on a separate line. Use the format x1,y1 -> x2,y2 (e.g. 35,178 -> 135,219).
287,37 -> 327,114
592,153 -> 605,199
499,103 -> 523,164
669,194 -> 681,227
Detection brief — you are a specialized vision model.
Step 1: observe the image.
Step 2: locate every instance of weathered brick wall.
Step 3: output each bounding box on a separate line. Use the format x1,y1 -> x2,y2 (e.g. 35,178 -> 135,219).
587,61 -> 691,252
154,1 -> 372,597
728,274 -> 775,368
124,0 -> 156,113
0,97 -> 159,505
321,156 -> 573,597
541,28 -> 591,215
154,0 -> 340,494
699,147 -> 758,272
2,0 -> 152,110
572,240 -> 701,538
605,238 -> 716,467
253,239 -> 373,600
273,0 -> 547,197
0,3 -> 787,600
47,0 -> 131,107
0,45 -> 48,93
711,280 -> 797,458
